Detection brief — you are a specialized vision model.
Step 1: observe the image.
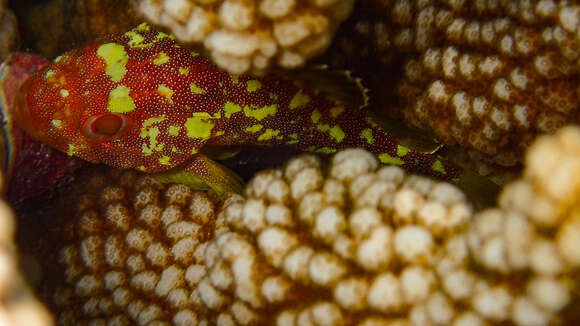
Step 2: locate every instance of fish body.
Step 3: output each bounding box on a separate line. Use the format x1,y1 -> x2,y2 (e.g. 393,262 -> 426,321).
9,23 -> 458,193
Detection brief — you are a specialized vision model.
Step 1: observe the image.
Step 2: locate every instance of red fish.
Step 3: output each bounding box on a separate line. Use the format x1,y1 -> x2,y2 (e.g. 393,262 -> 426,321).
8,23 -> 459,194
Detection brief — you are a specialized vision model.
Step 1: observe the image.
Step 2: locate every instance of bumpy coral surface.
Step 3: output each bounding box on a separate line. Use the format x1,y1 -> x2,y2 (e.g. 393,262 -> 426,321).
47,149 -> 469,325
49,170 -> 220,325
465,126 -> 580,325
188,149 -> 476,325
136,0 -> 355,74
375,0 -> 580,168
42,141 -> 580,325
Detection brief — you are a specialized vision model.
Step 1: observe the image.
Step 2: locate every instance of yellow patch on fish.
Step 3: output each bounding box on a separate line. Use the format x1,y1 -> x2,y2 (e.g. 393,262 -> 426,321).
136,22 -> 150,31
168,125 -> 181,136
311,110 -> 321,124
360,128 -> 374,144
125,31 -> 149,48
243,104 -> 277,121
397,145 -> 410,157
257,129 -> 280,141
158,156 -> 171,165
378,153 -> 405,165
330,106 -> 344,118
289,91 -> 310,110
153,52 -> 170,65
185,117 -> 214,139
224,102 -> 242,118
246,80 -> 262,92
67,144 -> 79,156
245,124 -> 263,133
43,70 -> 55,81
432,160 -> 447,175
315,147 -> 336,154
190,82 -> 206,94
329,125 -> 345,143
140,116 -> 166,156
107,85 -> 136,113
51,119 -> 63,129
158,84 -> 174,104
97,43 -> 128,82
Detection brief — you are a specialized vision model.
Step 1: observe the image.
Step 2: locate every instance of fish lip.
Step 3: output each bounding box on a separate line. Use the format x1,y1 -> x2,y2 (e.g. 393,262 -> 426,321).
0,53 -> 49,181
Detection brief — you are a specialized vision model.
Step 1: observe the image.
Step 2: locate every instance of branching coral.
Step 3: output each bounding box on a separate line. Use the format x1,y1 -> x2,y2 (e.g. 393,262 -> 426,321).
135,0 -> 355,74
369,0 -> 580,168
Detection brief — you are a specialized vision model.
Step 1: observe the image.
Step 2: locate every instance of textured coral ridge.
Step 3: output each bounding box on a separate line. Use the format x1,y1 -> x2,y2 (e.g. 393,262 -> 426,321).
53,171 -> 221,325
136,0 -> 355,74
53,149 -> 475,325
466,126 -> 580,326
50,137 -> 580,325
388,0 -> 580,167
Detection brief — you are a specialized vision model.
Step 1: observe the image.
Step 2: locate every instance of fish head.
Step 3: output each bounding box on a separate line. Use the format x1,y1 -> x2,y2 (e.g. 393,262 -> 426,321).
9,51 -> 138,167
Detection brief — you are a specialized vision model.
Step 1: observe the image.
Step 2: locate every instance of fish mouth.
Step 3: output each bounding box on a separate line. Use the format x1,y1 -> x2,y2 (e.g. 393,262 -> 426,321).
0,53 -> 49,180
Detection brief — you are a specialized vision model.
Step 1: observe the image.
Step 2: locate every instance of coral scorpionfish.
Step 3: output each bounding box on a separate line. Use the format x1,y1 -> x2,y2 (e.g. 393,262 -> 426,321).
6,23 -> 459,194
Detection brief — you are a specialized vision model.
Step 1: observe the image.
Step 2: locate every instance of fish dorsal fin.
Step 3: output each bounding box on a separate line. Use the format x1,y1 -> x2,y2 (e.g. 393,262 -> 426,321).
280,65 -> 369,111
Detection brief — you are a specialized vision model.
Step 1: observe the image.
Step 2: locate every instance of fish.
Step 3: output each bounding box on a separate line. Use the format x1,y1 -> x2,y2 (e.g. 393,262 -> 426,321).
7,23 -> 462,195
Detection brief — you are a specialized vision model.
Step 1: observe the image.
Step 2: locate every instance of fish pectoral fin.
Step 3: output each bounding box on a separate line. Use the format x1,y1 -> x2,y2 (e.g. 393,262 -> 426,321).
199,144 -> 242,160
153,153 -> 244,195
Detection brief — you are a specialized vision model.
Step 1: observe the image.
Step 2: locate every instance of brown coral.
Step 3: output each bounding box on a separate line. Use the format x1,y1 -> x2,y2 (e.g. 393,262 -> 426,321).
45,149 -> 473,325
40,141 -> 580,325
47,170 -> 221,325
464,126 -> 580,325
369,0 -> 580,168
395,1 -> 580,166
135,0 -> 355,74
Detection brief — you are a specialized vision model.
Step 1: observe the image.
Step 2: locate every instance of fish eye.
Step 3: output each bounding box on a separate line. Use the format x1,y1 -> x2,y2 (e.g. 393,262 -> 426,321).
82,113 -> 130,139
